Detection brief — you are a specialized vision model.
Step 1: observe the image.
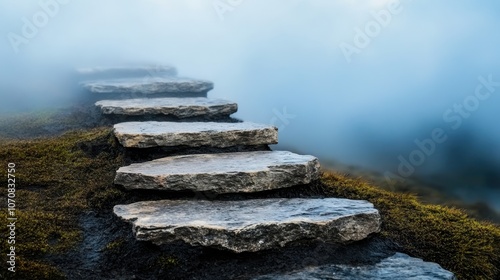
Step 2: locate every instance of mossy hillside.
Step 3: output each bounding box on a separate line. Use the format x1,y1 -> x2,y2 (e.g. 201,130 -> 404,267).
0,128 -> 125,279
322,172 -> 500,280
0,121 -> 498,279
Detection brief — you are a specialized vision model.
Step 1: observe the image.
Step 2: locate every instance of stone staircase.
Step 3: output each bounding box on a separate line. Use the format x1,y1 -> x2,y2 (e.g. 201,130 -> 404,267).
114,151 -> 319,193
113,121 -> 278,148
80,65 -> 456,279
95,97 -> 238,118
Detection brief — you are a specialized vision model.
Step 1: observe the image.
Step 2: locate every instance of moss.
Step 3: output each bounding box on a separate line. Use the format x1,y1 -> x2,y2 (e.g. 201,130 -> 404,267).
104,238 -> 126,252
0,127 -> 125,279
17,259 -> 66,280
323,165 -> 500,224
157,255 -> 179,270
322,172 -> 500,280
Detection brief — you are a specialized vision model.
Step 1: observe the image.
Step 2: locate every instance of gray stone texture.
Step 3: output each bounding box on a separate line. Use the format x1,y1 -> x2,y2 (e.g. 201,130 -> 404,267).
114,151 -> 320,193
95,97 -> 237,118
113,121 -> 278,148
113,198 -> 381,252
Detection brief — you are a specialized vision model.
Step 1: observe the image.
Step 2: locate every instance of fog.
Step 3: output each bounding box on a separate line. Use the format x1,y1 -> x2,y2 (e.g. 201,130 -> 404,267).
1,0 -> 499,208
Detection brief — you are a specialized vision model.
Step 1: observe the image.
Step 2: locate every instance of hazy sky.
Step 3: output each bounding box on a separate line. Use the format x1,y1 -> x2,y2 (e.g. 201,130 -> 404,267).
1,0 -> 499,184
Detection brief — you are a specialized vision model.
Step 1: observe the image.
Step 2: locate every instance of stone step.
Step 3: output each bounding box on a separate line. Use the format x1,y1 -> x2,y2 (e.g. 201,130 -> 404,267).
95,97 -> 237,119
76,65 -> 177,80
114,151 -> 320,193
81,77 -> 213,96
113,121 -> 278,148
113,198 -> 381,253
252,252 -> 456,280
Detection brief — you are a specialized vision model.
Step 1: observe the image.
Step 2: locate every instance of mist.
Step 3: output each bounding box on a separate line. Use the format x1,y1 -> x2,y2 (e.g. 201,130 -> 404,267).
1,0 -> 499,208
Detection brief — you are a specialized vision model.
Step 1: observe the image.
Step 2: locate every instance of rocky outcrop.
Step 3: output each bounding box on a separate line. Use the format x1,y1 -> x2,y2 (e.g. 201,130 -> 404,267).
113,198 -> 381,253
113,121 -> 278,148
95,97 -> 237,118
82,77 -> 213,95
252,253 -> 457,280
114,151 -> 320,193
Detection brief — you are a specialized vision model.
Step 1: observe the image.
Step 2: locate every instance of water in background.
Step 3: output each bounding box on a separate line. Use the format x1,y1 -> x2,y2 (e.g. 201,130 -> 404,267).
0,0 -> 499,210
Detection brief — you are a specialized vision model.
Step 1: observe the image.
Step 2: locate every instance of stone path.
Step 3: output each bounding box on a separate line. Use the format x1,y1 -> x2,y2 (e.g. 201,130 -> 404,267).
114,151 -> 320,193
113,121 -> 278,148
81,65 -> 456,279
95,97 -> 237,118
113,198 -> 381,253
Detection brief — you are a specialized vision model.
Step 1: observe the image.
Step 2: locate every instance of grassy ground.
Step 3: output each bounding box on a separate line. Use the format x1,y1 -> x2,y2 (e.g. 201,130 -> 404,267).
321,161 -> 500,224
0,128 -> 125,279
0,120 -> 499,279
322,172 -> 500,280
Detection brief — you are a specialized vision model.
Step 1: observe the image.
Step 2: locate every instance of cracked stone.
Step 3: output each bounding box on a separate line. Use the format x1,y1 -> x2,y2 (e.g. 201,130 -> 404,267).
113,198 -> 381,252
113,121 -> 278,148
114,151 -> 320,193
95,97 -> 237,118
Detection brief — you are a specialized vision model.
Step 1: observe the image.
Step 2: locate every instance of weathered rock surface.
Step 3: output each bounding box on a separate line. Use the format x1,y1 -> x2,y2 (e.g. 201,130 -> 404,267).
81,77 -> 213,95
113,121 -> 278,148
252,252 -> 456,280
114,151 -> 320,193
113,198 -> 381,252
95,97 -> 237,118
76,65 -> 177,79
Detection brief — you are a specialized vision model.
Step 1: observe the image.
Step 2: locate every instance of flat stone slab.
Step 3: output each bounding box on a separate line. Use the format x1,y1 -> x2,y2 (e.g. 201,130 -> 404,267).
252,253 -> 456,280
95,97 -> 237,118
76,65 -> 177,80
81,77 -> 213,95
113,198 -> 381,252
113,121 -> 278,148
114,151 -> 320,193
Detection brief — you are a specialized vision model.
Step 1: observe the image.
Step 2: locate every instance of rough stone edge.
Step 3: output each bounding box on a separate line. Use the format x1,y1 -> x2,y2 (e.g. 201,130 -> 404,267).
113,125 -> 279,148
114,156 -> 321,193
113,202 -> 381,253
95,99 -> 238,118
81,78 -> 214,95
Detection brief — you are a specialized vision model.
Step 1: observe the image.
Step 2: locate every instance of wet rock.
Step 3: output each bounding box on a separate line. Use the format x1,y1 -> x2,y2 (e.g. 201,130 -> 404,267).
252,252 -> 456,280
114,151 -> 320,193
113,121 -> 278,148
113,198 -> 381,253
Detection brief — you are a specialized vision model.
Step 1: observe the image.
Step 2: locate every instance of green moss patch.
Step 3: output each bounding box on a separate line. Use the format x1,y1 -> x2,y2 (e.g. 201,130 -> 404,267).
0,128 -> 125,279
322,172 -> 500,280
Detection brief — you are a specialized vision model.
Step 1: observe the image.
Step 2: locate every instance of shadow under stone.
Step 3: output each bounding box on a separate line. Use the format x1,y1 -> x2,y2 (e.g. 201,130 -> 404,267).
49,209 -> 396,280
